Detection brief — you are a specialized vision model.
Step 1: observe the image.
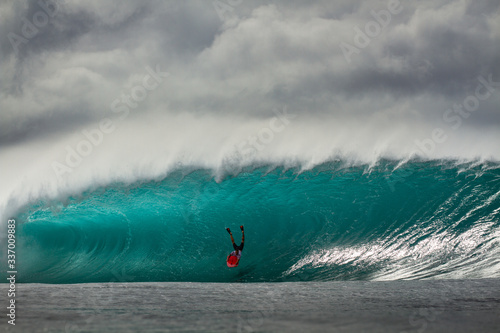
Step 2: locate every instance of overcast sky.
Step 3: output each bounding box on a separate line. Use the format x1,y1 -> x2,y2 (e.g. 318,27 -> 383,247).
1,0 -> 499,144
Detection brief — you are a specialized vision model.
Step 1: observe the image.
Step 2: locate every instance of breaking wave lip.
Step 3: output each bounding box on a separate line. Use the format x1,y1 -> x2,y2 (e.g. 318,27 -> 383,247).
2,156 -> 498,220
2,159 -> 499,283
1,108 -> 500,224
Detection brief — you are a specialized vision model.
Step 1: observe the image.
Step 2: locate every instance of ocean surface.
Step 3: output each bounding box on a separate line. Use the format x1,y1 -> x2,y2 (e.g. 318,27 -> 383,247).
7,279 -> 500,332
4,159 -> 500,283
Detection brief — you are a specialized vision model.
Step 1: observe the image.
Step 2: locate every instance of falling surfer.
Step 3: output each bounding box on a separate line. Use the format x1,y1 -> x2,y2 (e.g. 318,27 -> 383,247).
226,225 -> 244,267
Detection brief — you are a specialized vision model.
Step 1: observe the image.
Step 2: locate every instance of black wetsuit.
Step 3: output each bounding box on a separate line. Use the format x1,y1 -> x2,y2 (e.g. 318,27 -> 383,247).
233,242 -> 244,252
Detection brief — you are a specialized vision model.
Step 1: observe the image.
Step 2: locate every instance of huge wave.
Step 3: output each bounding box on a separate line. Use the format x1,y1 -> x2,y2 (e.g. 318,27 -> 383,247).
3,159 -> 499,283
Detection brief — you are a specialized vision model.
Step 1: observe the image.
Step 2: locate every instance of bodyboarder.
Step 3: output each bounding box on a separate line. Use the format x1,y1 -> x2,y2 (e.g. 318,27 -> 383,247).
226,225 -> 244,267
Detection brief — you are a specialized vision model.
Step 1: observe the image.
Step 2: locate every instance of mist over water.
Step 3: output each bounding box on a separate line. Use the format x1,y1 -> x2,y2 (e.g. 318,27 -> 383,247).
1,110 -> 500,221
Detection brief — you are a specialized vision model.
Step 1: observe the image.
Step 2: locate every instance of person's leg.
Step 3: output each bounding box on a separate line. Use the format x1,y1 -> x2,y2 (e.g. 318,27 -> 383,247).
239,227 -> 244,251
228,227 -> 245,251
227,228 -> 236,246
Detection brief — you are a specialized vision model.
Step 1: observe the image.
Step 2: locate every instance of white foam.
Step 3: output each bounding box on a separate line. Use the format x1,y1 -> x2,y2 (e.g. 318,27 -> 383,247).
1,111 -> 499,220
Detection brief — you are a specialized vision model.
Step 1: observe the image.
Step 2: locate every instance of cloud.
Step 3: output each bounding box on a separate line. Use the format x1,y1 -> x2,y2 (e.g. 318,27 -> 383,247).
0,0 -> 499,150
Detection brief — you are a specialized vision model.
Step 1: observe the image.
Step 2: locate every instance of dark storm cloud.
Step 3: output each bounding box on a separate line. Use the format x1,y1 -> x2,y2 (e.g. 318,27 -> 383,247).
0,0 -> 499,144
1,0 -> 94,60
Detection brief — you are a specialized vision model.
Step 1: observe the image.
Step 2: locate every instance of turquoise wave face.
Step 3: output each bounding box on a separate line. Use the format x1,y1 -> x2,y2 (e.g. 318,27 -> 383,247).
7,160 -> 500,283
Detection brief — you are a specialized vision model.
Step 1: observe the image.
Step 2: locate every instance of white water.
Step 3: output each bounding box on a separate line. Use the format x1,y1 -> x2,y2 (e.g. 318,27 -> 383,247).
1,111 -> 500,222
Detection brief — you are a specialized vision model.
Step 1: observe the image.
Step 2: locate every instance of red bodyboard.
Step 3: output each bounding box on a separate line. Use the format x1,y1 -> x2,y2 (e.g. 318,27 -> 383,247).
227,255 -> 239,267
